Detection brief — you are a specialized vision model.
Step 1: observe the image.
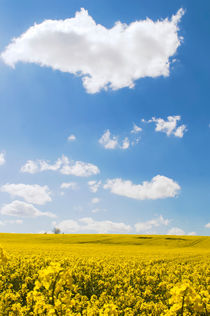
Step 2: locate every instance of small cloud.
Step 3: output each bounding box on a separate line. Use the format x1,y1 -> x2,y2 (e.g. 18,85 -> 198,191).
131,136 -> 141,146
21,155 -> 100,177
99,130 -> 118,149
205,223 -> 210,228
88,180 -> 101,193
60,182 -> 78,190
173,124 -> 187,138
0,200 -> 56,218
91,197 -> 100,204
121,137 -> 130,150
135,215 -> 170,233
68,134 -> 76,142
1,183 -> 52,205
55,217 -> 131,233
99,130 -> 131,150
0,151 -> 6,166
188,231 -> 197,236
0,219 -> 23,225
131,124 -> 142,134
143,115 -> 187,138
104,175 -> 180,200
91,208 -> 106,214
167,227 -> 185,235
91,208 -> 100,213
20,160 -> 39,174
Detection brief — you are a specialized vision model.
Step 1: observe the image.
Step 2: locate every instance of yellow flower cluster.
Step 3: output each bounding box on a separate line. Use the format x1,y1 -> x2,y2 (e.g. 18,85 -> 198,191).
0,246 -> 209,315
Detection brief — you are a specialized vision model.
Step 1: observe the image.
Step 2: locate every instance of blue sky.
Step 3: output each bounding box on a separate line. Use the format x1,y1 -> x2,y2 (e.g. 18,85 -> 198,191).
0,0 -> 209,235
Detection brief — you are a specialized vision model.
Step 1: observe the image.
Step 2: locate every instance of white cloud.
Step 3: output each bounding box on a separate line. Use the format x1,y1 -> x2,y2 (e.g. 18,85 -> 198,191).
104,175 -> 180,200
131,124 -> 142,134
55,217 -> 131,233
1,8 -> 184,94
99,130 -> 131,150
143,115 -> 187,138
131,137 -> 141,146
91,197 -> 100,204
0,152 -> 6,165
60,182 -> 78,190
205,223 -> 210,228
0,219 -> 23,225
167,227 -> 185,235
54,219 -> 80,233
91,208 -> 106,214
21,155 -> 100,177
10,219 -> 23,224
135,215 -> 169,232
99,130 -> 118,149
121,137 -> 130,150
61,161 -> 99,177
88,180 -> 101,193
188,232 -> 197,236
174,124 -> 187,138
20,160 -> 39,174
91,208 -> 100,213
1,183 -> 52,205
0,200 -> 56,218
68,134 -> 76,142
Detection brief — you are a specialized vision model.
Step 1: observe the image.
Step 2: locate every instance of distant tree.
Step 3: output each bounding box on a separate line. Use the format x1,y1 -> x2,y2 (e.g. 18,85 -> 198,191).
53,227 -> 61,234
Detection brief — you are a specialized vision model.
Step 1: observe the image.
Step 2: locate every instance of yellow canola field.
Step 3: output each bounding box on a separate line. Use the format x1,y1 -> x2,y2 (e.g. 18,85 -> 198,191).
0,234 -> 209,315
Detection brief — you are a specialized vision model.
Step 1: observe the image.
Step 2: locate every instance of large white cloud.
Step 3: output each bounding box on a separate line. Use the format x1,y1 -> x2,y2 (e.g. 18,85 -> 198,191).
1,183 -> 52,205
55,217 -> 131,233
0,200 -> 55,218
104,175 -> 180,200
135,215 -> 169,232
1,8 -> 184,93
143,115 -> 187,138
0,152 -> 6,165
20,155 -> 100,177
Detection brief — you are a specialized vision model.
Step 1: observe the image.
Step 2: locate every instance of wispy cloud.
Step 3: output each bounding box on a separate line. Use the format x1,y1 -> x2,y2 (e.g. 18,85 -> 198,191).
167,227 -> 185,235
131,124 -> 142,134
60,182 -> 78,190
21,155 -> 100,177
1,200 -> 56,218
0,151 -> 6,166
91,197 -> 100,204
55,217 -> 131,233
88,180 -> 101,193
1,183 -> 52,205
135,215 -> 170,233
